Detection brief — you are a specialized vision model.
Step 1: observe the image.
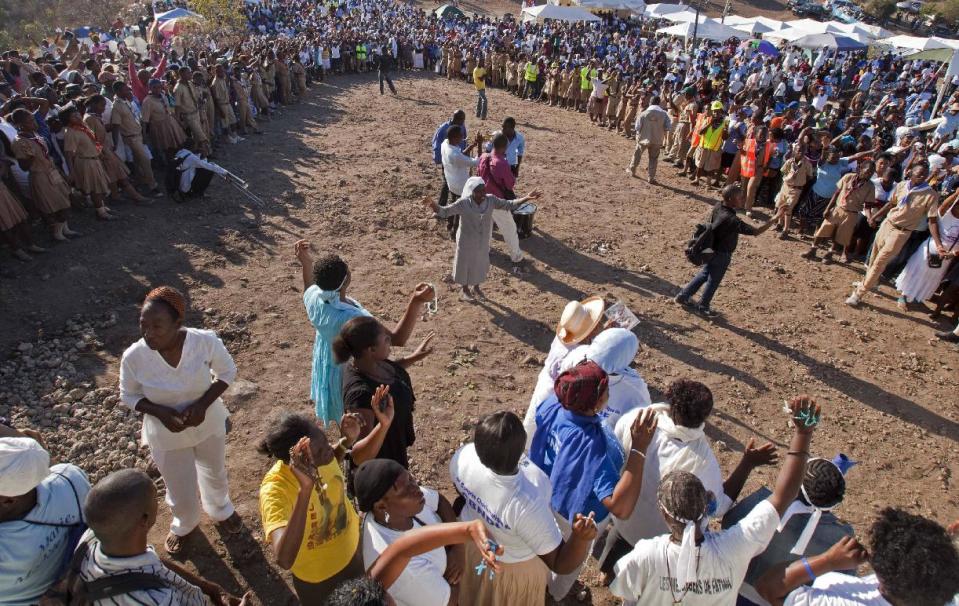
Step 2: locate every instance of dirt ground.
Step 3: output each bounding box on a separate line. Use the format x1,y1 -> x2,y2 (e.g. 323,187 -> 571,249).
2,65 -> 958,605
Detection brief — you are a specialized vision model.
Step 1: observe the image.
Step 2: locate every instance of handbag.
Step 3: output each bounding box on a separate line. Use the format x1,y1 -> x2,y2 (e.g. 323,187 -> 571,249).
928,237 -> 957,268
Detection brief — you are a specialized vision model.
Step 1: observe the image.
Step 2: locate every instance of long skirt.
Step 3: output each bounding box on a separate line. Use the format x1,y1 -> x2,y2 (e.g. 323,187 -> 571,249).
150,116 -> 187,151
0,183 -> 27,231
101,149 -> 130,184
462,541 -> 549,606
896,237 -> 952,302
29,170 -> 71,215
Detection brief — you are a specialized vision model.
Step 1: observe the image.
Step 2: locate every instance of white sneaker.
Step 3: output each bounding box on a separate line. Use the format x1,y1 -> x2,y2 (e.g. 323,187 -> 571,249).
844,293 -> 861,306
236,136 -> 246,142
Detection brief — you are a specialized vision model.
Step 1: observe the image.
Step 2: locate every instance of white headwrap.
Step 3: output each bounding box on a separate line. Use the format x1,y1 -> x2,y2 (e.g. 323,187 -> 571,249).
0,437 -> 50,497
660,501 -> 706,591
462,176 -> 486,199
777,457 -> 840,555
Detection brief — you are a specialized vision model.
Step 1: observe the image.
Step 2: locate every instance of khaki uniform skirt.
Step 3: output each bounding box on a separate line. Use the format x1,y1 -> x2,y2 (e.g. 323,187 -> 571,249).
0,182 -> 28,231
462,541 -> 549,606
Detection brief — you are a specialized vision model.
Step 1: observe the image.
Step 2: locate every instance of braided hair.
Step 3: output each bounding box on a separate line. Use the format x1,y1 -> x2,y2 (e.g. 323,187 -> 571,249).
658,470 -> 708,524
800,458 -> 845,509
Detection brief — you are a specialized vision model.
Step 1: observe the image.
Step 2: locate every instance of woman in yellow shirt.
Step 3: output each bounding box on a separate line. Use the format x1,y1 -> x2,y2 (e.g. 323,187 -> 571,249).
258,411 -> 367,603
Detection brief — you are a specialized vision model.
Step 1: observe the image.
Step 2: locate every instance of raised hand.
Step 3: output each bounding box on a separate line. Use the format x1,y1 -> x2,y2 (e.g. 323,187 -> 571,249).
293,238 -> 312,264
339,412 -> 363,445
742,438 -> 778,468
288,436 -> 317,489
571,512 -> 598,542
629,407 -> 659,453
371,384 -> 396,427
412,282 -> 435,303
786,395 -> 821,434
412,331 -> 435,359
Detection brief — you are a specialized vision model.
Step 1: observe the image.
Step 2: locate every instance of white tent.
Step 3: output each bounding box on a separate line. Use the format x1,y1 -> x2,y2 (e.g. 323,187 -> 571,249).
730,21 -> 776,35
572,0 -> 646,11
644,2 -> 687,17
763,27 -> 820,42
830,21 -> 890,39
723,15 -> 787,30
521,4 -> 601,22
661,9 -> 707,23
881,35 -> 959,50
657,18 -> 745,41
791,32 -> 868,50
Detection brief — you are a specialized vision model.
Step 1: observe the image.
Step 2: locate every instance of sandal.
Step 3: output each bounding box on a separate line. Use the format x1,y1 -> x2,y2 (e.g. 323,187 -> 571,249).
165,531 -> 188,555
217,512 -> 244,535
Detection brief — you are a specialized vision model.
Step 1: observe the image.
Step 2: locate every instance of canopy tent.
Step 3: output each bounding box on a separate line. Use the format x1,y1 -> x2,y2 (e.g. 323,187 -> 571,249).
661,9 -> 707,23
763,27 -> 819,42
435,4 -> 466,18
154,8 -> 202,22
730,21 -> 777,35
657,18 -> 744,41
905,47 -> 957,62
522,4 -> 601,22
881,35 -> 958,51
572,0 -> 646,11
791,32 -> 867,50
723,15 -> 787,30
158,16 -> 203,37
643,2 -> 688,17
830,21 -> 890,39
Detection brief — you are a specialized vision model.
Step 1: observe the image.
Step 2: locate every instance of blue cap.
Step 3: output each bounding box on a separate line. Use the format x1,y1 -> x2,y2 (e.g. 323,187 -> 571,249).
831,453 -> 857,476
786,101 -> 799,110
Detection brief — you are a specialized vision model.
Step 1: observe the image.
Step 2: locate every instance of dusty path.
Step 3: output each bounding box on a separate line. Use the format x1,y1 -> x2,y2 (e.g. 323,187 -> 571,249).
1,71 -> 957,605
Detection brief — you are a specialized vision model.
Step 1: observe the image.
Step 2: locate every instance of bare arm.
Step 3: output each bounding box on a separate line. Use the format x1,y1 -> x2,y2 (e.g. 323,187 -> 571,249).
755,536 -> 868,606
722,439 -> 778,503
767,396 -> 820,516
601,408 -> 658,519
346,388 -> 394,466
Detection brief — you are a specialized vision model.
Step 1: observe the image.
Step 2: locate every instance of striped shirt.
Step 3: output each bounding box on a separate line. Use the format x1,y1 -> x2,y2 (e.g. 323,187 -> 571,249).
75,531 -> 210,606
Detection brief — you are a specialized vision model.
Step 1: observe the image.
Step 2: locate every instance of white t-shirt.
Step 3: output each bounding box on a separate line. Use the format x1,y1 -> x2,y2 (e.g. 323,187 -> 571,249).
362,488 -> 449,606
783,573 -> 891,606
119,328 -> 237,451
610,499 -> 781,605
441,140 -> 478,196
450,443 -> 562,564
74,530 -> 209,606
0,464 -> 91,606
612,407 -> 732,546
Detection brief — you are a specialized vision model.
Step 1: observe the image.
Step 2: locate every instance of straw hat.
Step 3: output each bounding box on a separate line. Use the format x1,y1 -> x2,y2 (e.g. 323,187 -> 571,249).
556,296 -> 605,346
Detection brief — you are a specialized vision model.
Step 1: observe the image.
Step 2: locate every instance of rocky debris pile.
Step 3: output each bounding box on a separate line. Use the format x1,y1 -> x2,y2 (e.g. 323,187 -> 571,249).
0,314 -> 156,484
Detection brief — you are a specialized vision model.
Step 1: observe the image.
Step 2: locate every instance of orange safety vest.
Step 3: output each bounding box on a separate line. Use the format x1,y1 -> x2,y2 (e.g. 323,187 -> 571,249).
740,138 -> 757,179
690,113 -> 708,147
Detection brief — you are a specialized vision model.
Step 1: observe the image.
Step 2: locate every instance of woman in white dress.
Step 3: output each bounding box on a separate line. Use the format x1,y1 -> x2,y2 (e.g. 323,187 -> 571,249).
895,193 -> 959,309
119,286 -> 242,554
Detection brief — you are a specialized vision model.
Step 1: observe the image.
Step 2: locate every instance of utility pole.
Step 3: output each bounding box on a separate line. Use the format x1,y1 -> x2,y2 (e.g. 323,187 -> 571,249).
691,0 -> 708,50
721,0 -> 732,23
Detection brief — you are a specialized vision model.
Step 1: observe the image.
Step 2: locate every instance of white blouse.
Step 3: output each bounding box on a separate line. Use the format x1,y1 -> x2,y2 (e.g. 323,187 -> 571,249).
120,328 -> 237,451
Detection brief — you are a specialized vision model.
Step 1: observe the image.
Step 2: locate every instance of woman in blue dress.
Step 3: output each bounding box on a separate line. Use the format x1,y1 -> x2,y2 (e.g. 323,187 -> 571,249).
294,239 -> 434,423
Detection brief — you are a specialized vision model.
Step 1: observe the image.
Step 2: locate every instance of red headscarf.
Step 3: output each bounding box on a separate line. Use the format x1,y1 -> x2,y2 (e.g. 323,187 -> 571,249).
553,361 -> 608,413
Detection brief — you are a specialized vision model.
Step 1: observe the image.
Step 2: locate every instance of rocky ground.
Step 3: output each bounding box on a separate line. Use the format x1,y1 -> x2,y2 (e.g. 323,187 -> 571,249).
1,68 -> 957,605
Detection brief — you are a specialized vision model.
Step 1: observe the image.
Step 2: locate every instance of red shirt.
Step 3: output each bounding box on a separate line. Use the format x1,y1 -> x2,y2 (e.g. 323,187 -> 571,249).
477,151 -> 514,198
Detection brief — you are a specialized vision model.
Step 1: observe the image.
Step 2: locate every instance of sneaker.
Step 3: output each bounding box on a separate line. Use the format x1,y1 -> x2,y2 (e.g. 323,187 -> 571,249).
935,330 -> 959,343
800,248 -> 818,260
821,251 -> 834,264
697,305 -> 718,317
672,294 -> 691,306
845,293 -> 861,307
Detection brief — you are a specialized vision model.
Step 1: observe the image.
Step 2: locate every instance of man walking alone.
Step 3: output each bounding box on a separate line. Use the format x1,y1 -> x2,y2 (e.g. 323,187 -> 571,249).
627,95 -> 670,184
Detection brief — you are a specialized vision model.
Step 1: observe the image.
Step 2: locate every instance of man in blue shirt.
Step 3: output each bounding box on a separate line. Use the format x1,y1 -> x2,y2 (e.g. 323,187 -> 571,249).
431,109 -> 467,207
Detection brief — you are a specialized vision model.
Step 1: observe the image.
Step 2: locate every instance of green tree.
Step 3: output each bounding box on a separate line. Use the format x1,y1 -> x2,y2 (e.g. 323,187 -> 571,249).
865,0 -> 898,22
190,0 -> 247,33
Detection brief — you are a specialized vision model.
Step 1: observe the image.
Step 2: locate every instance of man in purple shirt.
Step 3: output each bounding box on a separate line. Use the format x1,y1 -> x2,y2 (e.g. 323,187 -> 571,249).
478,134 -> 524,264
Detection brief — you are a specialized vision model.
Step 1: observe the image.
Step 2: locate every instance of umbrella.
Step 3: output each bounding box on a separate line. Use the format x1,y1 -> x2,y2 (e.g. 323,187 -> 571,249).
435,4 -> 466,19
154,7 -> 203,22
753,39 -> 780,56
791,32 -> 867,51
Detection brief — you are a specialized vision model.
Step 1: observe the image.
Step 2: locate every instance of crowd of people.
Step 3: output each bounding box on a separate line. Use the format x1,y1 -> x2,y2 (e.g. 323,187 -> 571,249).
3,0 -> 959,605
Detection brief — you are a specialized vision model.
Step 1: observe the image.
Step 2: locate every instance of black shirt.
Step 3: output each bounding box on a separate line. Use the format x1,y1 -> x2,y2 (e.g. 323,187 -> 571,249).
710,203 -> 756,253
342,360 -> 416,468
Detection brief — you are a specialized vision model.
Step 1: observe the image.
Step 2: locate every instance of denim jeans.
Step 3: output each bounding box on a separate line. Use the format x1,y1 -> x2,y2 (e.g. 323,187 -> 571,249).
476,88 -> 488,119
678,251 -> 733,309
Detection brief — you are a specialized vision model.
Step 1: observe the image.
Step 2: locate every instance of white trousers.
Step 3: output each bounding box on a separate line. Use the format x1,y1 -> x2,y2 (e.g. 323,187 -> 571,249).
547,511 -> 609,601
151,432 -> 235,536
491,208 -> 524,263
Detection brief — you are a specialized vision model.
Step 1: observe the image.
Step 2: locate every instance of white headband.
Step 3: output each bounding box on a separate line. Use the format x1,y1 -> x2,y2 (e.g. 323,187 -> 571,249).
661,502 -> 705,591
777,463 -> 839,556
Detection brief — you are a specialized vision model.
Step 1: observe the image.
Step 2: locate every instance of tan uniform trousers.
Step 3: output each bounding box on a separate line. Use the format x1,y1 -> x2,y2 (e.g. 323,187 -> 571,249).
776,185 -> 805,212
180,112 -> 211,156
630,140 -> 662,180
122,134 -> 156,189
668,121 -> 691,159
856,220 -> 913,296
814,207 -> 859,247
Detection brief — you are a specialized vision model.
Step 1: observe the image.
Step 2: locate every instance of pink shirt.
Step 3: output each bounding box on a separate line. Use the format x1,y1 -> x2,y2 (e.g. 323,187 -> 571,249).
477,151 -> 514,198
128,55 -> 167,102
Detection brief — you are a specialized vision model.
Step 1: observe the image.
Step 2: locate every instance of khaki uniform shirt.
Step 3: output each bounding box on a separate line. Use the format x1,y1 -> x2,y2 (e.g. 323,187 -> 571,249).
886,182 -> 940,230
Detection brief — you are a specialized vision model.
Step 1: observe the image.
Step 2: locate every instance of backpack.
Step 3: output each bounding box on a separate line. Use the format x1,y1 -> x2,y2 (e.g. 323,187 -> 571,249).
684,221 -> 716,266
41,540 -> 169,606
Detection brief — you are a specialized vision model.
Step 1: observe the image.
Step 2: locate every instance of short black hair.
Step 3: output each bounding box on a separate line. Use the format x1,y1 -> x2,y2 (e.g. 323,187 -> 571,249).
491,133 -> 508,151
502,116 -> 516,128
869,508 -> 959,604
257,412 -> 314,463
474,411 -> 525,475
666,379 -> 713,427
312,254 -> 348,290
447,124 -> 463,141
800,458 -> 845,509
327,577 -> 388,606
84,469 -> 155,542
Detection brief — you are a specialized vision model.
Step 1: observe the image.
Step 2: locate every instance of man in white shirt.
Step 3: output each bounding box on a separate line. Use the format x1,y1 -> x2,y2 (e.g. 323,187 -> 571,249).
756,507 -> 959,606
54,469 -> 249,605
451,411 -> 596,604
0,436 -> 91,606
610,396 -> 822,606
441,124 -> 482,240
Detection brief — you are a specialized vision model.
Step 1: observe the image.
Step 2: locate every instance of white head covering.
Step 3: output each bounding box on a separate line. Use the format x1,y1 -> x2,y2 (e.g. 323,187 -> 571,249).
585,328 -> 639,377
462,176 -> 486,199
660,500 -> 706,591
0,437 -> 50,497
776,456 -> 846,555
